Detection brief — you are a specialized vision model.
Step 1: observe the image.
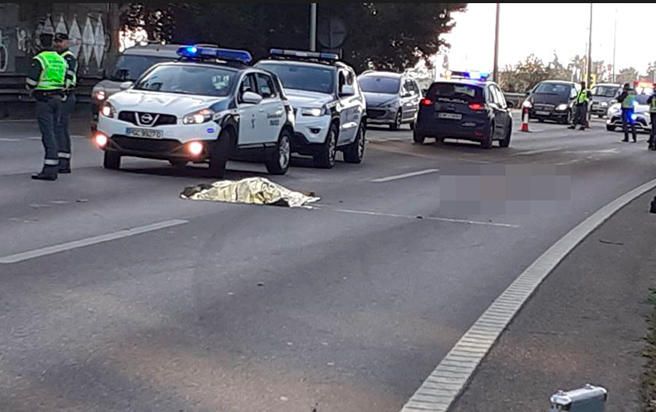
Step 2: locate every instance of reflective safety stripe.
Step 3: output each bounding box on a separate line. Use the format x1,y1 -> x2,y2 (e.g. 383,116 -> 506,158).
44,159 -> 59,166
58,152 -> 71,159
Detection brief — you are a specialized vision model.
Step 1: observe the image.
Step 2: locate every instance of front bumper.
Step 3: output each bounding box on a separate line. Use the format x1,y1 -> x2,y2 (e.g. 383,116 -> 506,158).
606,113 -> 651,131
528,108 -> 570,120
291,113 -> 332,152
97,116 -> 222,161
366,107 -> 397,124
590,103 -> 609,116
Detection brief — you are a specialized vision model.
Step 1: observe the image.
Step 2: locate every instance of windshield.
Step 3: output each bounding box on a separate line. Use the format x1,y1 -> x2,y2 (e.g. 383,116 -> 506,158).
591,85 -> 619,98
534,82 -> 572,96
359,76 -> 401,94
110,55 -> 176,81
133,64 -> 236,97
427,82 -> 483,103
256,62 -> 335,94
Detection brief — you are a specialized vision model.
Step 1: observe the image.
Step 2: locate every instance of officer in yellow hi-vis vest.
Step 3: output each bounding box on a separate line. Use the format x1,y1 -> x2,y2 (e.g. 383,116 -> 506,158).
568,81 -> 591,130
26,32 -> 67,180
54,33 -> 78,173
647,92 -> 656,150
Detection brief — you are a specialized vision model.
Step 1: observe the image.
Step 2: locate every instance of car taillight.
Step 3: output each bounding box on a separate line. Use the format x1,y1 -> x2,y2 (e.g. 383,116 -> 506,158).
420,98 -> 434,107
468,103 -> 485,111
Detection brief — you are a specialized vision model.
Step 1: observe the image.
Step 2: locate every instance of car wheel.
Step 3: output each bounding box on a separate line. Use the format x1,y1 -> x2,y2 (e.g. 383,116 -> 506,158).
265,128 -> 291,175
103,151 -> 121,170
343,123 -> 365,164
564,110 -> 573,125
480,123 -> 494,149
208,128 -> 232,178
606,125 -> 615,132
313,123 -> 338,168
409,119 -> 416,130
499,120 -> 512,148
413,130 -> 426,144
390,110 -> 402,130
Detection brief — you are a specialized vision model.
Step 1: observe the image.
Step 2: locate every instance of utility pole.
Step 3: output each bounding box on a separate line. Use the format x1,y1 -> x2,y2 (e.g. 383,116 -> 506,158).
612,8 -> 617,83
587,3 -> 593,86
493,2 -> 500,82
310,3 -> 317,51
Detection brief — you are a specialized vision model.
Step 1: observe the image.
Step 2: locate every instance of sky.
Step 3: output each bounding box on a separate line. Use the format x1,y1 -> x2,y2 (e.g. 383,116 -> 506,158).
443,3 -> 656,76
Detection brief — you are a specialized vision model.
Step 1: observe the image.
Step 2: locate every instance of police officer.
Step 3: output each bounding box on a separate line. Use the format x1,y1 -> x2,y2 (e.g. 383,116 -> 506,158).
569,81 -> 591,130
617,83 -> 637,143
26,32 -> 67,180
648,92 -> 656,150
54,33 -> 77,173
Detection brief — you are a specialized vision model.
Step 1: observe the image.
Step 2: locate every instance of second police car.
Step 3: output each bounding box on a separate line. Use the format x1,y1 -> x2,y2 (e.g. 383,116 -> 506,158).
95,46 -> 295,177
255,49 -> 367,168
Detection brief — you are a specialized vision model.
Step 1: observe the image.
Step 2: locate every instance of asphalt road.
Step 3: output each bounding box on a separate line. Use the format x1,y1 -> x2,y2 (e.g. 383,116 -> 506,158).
1,113 -> 655,412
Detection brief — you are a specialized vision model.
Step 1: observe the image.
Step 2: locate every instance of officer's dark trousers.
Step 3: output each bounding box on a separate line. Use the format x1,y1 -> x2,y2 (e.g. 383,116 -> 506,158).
55,93 -> 75,169
578,103 -> 588,127
650,113 -> 656,147
36,96 -> 63,175
622,108 -> 637,142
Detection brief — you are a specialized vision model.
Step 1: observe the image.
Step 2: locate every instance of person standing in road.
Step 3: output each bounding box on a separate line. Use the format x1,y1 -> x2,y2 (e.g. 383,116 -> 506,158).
54,33 -> 78,173
569,81 -> 591,130
647,93 -> 656,150
26,32 -> 67,180
618,83 -> 638,143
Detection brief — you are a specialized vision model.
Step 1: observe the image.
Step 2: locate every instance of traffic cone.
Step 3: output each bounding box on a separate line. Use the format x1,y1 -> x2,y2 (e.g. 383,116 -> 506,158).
520,107 -> 530,132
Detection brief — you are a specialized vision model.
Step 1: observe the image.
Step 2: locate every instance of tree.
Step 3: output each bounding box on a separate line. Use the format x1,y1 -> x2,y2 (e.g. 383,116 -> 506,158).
120,2 -> 467,72
546,53 -> 571,81
647,61 -> 656,82
616,67 -> 639,85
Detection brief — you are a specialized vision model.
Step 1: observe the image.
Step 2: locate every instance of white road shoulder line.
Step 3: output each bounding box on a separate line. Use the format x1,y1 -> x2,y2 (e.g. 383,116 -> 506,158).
401,177 -> 656,412
371,169 -> 439,183
0,219 -> 188,264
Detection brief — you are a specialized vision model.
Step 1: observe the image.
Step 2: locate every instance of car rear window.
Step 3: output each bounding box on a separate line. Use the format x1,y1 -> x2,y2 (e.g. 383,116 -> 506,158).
427,82 -> 483,103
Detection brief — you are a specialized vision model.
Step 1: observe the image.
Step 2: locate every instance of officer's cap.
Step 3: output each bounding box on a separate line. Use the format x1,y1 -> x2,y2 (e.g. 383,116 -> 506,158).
54,33 -> 69,42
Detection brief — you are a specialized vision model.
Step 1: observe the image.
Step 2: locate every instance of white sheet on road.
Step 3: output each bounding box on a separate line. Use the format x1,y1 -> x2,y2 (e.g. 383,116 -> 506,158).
180,177 -> 320,208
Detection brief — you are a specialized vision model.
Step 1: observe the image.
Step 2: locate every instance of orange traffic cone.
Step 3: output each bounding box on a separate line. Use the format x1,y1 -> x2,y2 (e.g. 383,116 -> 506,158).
520,107 -> 530,132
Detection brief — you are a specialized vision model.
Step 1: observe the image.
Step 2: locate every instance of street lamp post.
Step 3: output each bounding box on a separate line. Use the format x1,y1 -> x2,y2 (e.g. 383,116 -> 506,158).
310,3 -> 317,52
493,2 -> 500,83
587,3 -> 593,86
612,8 -> 617,83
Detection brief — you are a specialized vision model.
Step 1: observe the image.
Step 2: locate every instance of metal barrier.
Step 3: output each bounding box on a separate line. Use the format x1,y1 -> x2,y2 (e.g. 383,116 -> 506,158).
504,92 -> 526,109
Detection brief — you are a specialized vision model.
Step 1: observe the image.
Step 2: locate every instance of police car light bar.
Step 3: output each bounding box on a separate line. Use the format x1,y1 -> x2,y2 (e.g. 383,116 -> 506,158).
177,46 -> 253,64
270,48 -> 339,61
451,70 -> 490,81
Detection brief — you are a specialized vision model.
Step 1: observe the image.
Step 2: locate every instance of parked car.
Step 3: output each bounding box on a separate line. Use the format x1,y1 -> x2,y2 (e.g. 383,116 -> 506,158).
90,44 -> 181,133
606,92 -> 653,132
95,46 -> 295,177
357,71 -> 421,130
590,83 -> 621,118
255,49 -> 366,168
413,78 -> 512,149
523,80 -> 580,124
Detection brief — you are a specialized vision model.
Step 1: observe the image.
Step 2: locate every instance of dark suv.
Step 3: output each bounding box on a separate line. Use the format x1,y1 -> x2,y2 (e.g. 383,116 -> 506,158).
524,80 -> 580,124
413,79 -> 512,149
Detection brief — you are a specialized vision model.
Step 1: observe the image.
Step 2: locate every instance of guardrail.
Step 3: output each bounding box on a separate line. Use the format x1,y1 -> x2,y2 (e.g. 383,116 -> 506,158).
504,92 -> 526,109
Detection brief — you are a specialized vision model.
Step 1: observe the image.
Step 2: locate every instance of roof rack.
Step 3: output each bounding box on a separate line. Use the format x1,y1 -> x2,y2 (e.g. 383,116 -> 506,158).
269,48 -> 339,65
176,45 -> 253,66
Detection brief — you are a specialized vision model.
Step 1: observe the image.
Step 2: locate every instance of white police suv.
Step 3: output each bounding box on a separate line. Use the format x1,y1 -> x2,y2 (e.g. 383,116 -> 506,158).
95,46 -> 295,177
255,49 -> 366,168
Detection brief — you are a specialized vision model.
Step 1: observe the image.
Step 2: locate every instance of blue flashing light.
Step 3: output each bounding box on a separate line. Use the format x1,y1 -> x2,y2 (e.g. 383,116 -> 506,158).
177,46 -> 252,64
631,113 -> 638,121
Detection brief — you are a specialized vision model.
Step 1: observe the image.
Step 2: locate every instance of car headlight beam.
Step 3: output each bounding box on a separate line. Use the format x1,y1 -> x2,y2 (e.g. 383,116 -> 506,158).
300,107 -> 324,117
183,109 -> 215,125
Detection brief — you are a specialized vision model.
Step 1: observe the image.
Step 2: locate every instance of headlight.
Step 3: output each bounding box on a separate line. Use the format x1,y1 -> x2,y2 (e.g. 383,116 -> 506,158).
522,100 -> 532,108
100,102 -> 116,118
556,103 -> 568,111
601,102 -> 608,107
300,107 -> 325,117
94,89 -> 106,101
182,109 -> 215,125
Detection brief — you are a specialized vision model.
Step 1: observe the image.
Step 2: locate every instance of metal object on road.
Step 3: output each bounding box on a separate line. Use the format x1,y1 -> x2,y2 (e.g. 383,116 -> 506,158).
180,177 -> 320,208
549,384 -> 607,412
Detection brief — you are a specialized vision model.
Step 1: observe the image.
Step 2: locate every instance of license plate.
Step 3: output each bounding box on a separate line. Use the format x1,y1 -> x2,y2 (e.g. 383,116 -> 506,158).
535,111 -> 550,116
437,112 -> 462,120
126,127 -> 163,138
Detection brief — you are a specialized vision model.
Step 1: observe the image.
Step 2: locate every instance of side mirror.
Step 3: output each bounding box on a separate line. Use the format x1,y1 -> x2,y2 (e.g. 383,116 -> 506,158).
119,81 -> 133,90
242,91 -> 263,105
402,92 -> 412,98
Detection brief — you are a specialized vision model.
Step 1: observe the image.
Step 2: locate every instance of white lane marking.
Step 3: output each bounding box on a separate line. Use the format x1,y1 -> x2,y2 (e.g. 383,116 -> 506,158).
0,138 -> 20,142
0,219 -> 188,264
513,147 -> 564,156
400,176 -> 656,412
371,169 -> 439,183
324,207 -> 518,229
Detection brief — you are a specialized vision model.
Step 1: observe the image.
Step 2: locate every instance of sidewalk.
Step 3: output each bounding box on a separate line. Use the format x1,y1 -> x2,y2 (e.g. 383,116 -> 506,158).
451,189 -> 656,411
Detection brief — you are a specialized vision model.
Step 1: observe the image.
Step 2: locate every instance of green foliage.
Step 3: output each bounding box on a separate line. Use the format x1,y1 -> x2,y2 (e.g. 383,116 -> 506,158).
616,67 -> 639,85
120,2 -> 466,72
